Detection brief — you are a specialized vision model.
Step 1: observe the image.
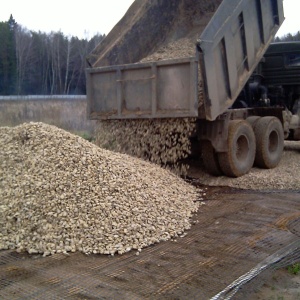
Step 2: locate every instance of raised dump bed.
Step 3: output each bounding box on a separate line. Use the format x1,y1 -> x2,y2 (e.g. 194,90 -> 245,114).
86,0 -> 284,121
86,0 -> 289,178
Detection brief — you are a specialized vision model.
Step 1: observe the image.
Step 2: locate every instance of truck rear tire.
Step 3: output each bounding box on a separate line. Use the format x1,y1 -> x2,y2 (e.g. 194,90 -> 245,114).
218,120 -> 256,177
253,116 -> 284,169
246,116 -> 260,128
201,141 -> 223,176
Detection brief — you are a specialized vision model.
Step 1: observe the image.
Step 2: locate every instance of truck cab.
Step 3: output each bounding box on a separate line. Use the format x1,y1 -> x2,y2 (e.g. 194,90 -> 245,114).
262,42 -> 300,139
238,42 -> 300,139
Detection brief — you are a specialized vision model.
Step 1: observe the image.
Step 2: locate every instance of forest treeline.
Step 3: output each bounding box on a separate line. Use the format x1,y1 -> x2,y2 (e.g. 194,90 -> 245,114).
274,31 -> 300,42
0,15 -> 105,95
0,15 -> 299,96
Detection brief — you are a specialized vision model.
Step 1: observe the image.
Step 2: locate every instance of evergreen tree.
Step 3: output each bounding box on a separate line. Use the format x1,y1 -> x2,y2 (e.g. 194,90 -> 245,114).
0,15 -> 17,95
8,14 -> 17,31
1,15 -> 104,95
275,31 -> 300,42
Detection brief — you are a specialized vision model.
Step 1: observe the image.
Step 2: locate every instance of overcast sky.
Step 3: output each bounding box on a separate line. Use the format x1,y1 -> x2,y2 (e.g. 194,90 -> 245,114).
0,0 -> 299,39
0,0 -> 135,39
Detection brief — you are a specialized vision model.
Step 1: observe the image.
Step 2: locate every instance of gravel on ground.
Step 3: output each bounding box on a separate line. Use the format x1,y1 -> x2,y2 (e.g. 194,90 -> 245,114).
189,141 -> 300,190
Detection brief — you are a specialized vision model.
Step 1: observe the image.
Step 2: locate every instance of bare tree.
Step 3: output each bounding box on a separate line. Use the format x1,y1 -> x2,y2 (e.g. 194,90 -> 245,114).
15,25 -> 33,94
2,17 -> 105,95
64,38 -> 71,94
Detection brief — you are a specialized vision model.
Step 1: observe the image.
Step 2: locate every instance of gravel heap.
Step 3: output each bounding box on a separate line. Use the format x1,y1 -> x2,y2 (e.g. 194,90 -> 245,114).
0,122 -> 201,256
95,118 -> 197,176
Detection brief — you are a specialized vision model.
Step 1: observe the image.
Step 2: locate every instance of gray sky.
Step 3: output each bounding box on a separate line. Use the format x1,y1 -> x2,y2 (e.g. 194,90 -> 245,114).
277,0 -> 300,36
0,0 -> 299,39
0,0 -> 135,39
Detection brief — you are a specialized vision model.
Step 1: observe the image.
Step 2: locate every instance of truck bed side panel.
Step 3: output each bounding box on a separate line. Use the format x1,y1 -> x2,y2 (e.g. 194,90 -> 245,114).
199,0 -> 284,120
87,58 -> 199,119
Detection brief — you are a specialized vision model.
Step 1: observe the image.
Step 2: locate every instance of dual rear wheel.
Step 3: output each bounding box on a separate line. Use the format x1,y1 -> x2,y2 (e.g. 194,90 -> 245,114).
253,116 -> 284,169
202,117 -> 284,177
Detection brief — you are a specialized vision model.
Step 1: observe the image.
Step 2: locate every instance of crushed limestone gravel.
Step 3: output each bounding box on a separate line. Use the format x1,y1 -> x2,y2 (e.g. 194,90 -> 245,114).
95,118 -> 197,176
0,122 -> 201,256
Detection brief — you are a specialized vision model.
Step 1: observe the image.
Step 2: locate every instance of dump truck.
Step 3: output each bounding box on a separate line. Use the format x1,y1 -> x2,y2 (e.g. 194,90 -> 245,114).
86,0 -> 300,177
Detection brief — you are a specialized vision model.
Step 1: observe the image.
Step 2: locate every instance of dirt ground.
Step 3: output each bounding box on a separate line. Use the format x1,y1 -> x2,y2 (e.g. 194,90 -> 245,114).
187,143 -> 300,300
1,185 -> 299,299
247,267 -> 300,300
1,131 -> 299,299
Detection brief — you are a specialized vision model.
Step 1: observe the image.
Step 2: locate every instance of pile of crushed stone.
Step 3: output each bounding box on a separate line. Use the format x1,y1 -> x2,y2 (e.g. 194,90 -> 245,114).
0,122 -> 201,256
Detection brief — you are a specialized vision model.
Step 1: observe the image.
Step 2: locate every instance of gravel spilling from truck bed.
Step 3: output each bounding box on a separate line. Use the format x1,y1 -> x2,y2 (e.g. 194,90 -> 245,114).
95,118 -> 197,176
0,122 -> 200,256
